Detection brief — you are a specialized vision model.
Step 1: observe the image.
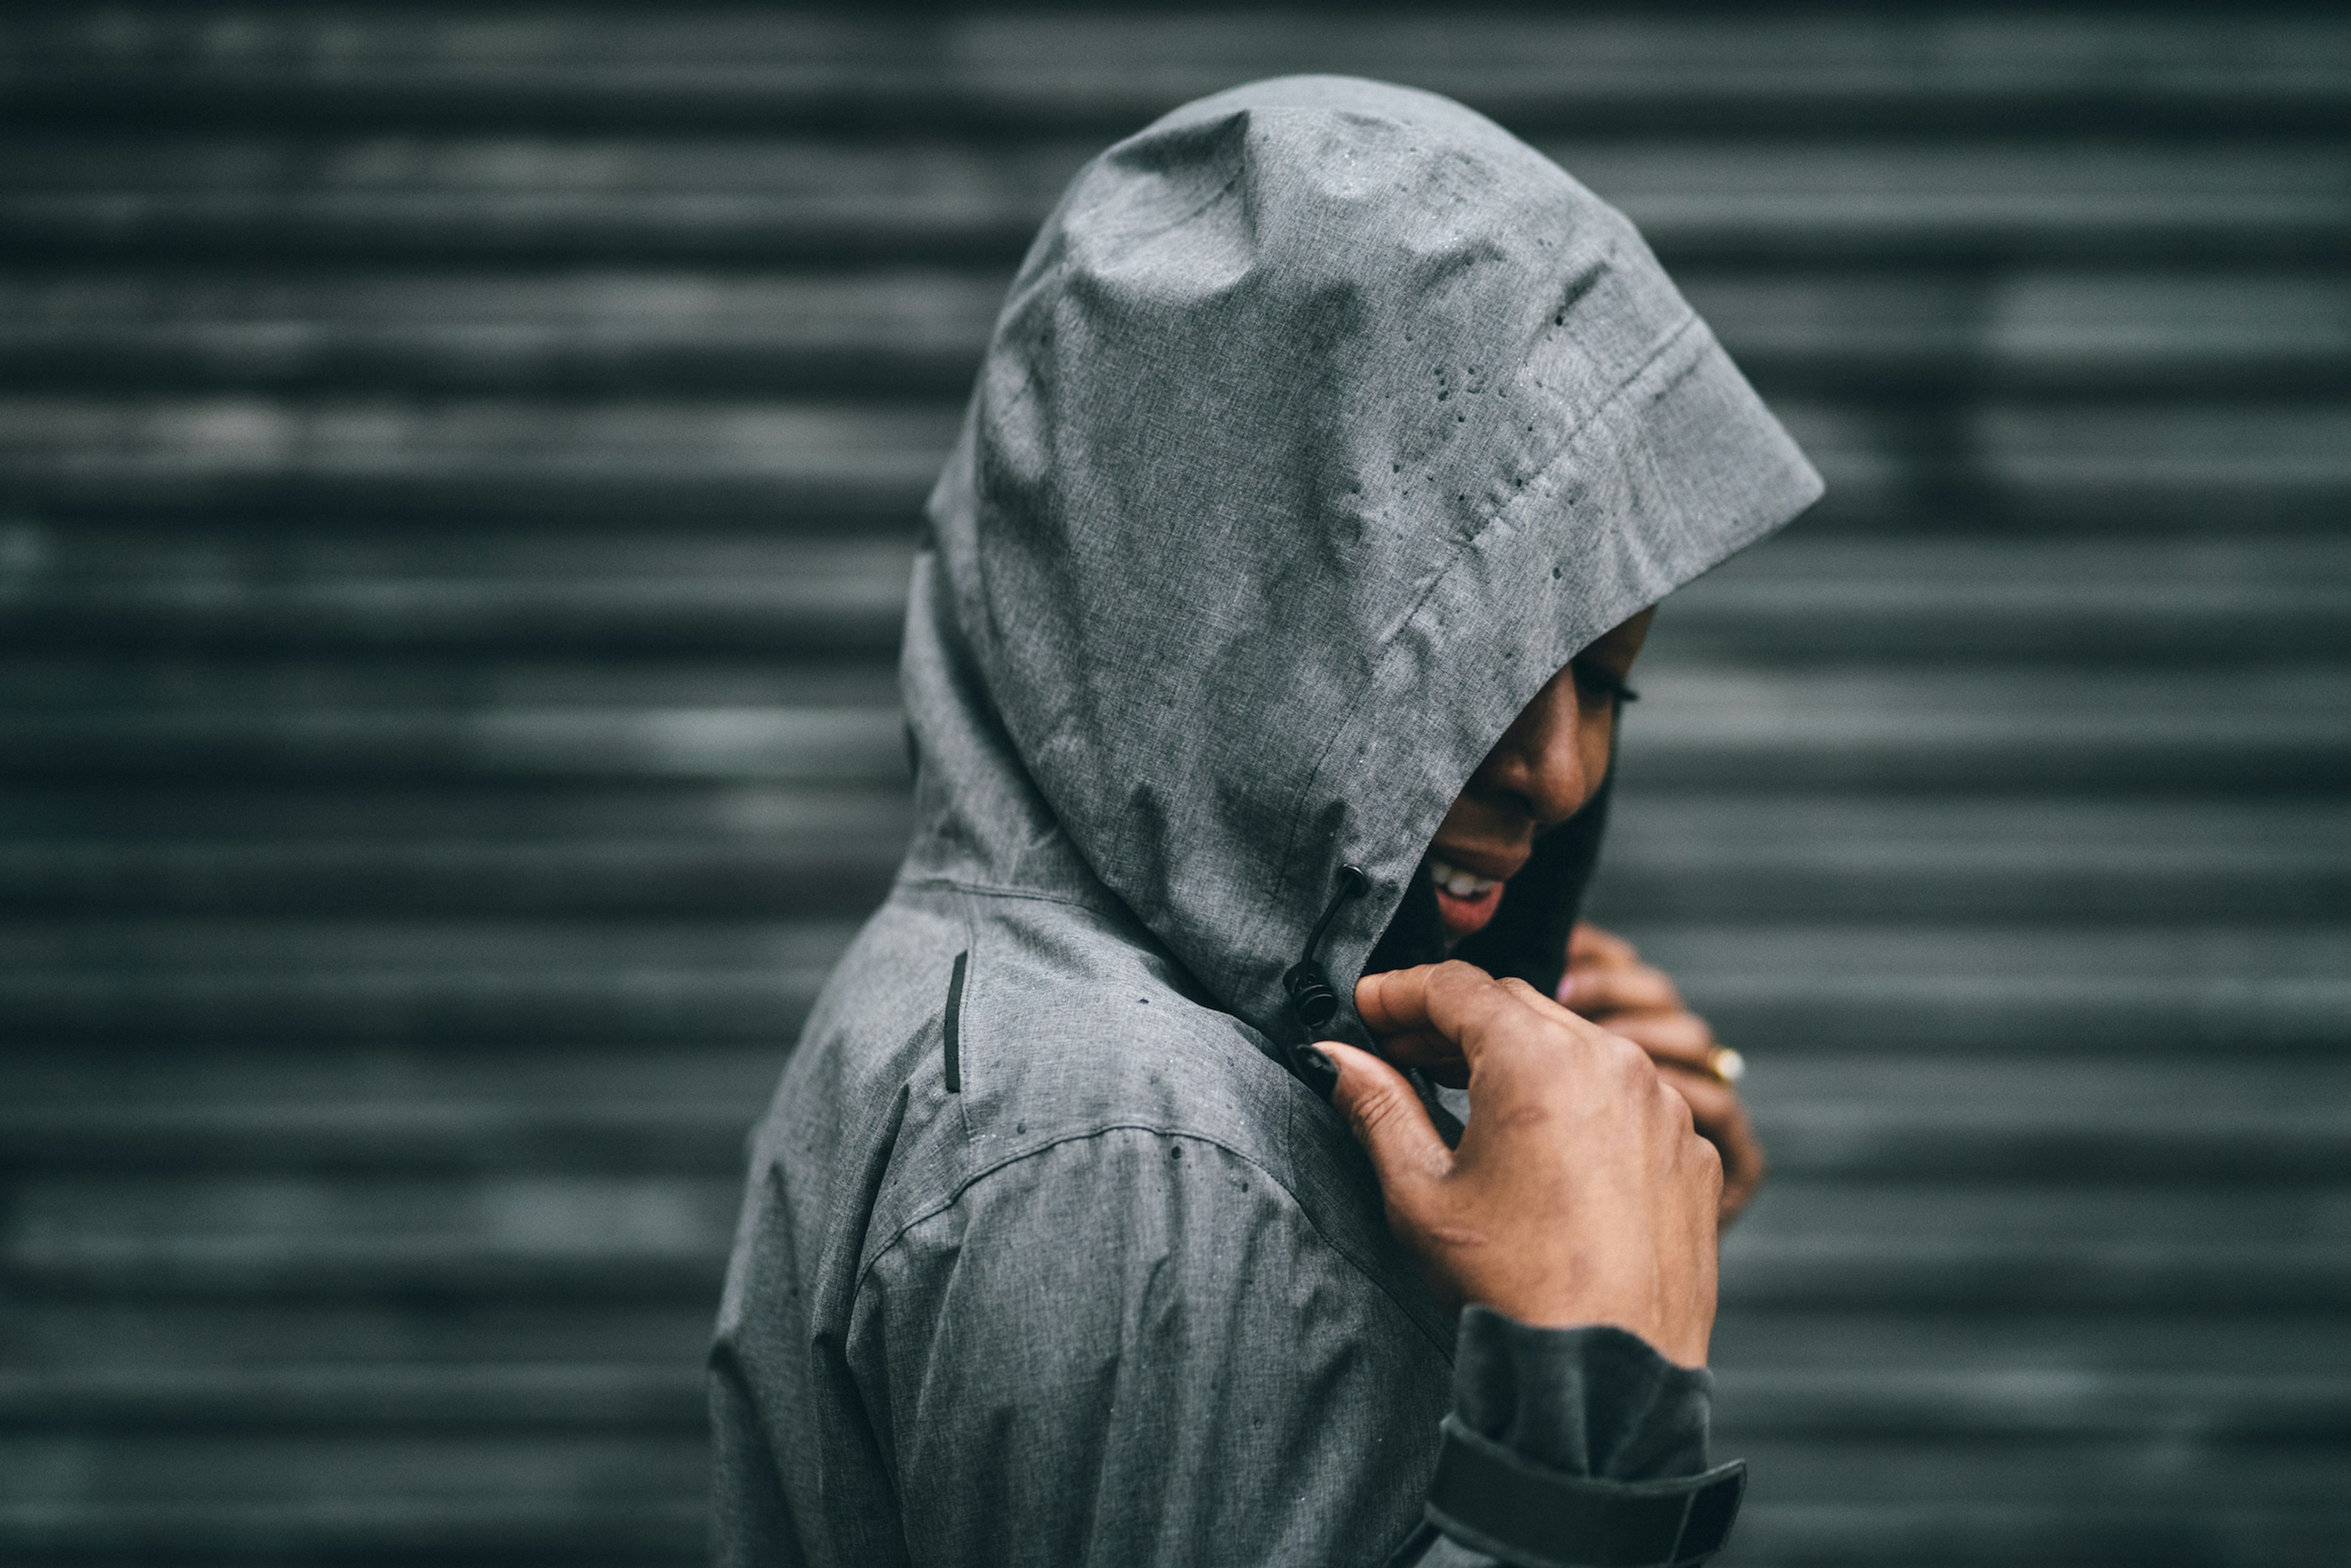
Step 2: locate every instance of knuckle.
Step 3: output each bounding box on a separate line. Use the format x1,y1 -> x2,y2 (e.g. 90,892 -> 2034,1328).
1430,959 -> 1489,996
1657,1073 -> 1696,1125
1418,963 -> 1468,1006
1603,1032 -> 1657,1085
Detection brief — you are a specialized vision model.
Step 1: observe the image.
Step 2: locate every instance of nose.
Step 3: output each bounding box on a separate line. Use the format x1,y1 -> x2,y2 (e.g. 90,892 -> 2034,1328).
1474,674 -> 1600,828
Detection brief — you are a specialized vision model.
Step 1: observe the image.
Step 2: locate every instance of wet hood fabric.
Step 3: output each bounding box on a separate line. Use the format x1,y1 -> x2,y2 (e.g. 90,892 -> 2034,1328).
912,73 -> 1821,1046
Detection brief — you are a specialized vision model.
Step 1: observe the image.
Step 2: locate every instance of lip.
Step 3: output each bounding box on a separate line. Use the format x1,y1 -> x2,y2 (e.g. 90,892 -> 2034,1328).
1427,841 -> 1525,943
1431,877 -> 1504,942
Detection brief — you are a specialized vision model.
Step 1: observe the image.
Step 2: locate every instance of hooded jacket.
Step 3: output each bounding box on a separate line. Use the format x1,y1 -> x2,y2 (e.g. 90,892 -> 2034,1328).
710,77 -> 1821,1567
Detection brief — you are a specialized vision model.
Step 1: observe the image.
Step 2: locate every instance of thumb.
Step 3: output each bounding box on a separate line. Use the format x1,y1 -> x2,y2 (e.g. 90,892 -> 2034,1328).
1317,1041 -> 1452,1205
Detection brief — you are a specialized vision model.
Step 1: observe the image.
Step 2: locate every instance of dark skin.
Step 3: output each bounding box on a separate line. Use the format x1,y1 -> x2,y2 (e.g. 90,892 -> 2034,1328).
1314,607 -> 1766,1365
1564,921 -> 1766,1226
1322,962 -> 1722,1365
1425,610 -> 1656,904
1384,607 -> 1767,1228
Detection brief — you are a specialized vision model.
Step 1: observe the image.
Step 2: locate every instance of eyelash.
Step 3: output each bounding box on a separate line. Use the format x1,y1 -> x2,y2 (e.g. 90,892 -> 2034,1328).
1572,664 -> 1640,704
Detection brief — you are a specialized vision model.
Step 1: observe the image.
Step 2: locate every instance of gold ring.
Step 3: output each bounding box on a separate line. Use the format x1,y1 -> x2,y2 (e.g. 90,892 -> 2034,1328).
1705,1045 -> 1745,1084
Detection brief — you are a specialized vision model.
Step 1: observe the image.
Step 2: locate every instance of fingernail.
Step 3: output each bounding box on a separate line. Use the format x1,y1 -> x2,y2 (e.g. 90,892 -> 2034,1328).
1299,1045 -> 1340,1101
1554,973 -> 1575,1004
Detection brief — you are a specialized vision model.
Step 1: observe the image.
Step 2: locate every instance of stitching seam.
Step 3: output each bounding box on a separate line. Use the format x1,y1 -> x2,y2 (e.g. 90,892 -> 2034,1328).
853,1125 -> 1453,1361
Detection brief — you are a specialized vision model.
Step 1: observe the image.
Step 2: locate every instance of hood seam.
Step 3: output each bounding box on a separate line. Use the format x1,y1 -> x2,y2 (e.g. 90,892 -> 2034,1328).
1251,306 -> 1710,994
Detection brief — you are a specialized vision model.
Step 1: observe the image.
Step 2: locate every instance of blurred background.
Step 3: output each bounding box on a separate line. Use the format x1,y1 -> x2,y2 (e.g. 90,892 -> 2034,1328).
1,4 -> 2347,1564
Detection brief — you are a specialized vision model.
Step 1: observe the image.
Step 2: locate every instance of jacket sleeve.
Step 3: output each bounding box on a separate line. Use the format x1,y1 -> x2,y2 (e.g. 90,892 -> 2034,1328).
846,1127 -> 1731,1568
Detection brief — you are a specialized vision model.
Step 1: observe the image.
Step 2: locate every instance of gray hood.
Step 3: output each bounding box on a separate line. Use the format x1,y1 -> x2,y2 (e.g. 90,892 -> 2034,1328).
909,75 -> 1821,1049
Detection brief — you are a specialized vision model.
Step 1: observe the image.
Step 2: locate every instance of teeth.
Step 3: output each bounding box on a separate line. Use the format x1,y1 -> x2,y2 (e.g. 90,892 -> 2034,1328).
1427,856 -> 1501,899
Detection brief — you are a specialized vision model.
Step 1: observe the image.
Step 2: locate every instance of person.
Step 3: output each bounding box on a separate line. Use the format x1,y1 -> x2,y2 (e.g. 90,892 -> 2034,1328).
710,75 -> 1819,1567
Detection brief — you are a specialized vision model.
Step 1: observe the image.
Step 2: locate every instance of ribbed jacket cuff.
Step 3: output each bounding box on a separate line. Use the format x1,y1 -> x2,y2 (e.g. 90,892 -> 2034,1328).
1451,1307 -> 1714,1480
1426,1308 -> 1741,1567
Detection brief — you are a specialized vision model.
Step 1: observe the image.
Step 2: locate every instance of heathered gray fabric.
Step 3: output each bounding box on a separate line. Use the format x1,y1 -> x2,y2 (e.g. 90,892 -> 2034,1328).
710,75 -> 1820,1567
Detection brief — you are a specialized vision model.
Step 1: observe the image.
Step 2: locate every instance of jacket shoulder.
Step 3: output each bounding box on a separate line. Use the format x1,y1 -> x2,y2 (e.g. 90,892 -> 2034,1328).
773,884 -> 1410,1333
946,887 -> 1300,1168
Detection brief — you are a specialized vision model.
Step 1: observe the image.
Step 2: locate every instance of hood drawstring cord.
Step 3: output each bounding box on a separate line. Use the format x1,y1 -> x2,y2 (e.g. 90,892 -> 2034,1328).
1282,864 -> 1369,1097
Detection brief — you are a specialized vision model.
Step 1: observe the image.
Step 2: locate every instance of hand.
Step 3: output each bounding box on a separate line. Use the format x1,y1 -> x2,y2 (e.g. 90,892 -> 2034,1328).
1559,923 -> 1766,1228
1316,962 -> 1721,1367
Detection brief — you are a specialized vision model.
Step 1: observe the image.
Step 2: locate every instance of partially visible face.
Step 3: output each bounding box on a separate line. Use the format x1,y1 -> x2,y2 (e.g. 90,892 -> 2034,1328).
1425,606 -> 1655,947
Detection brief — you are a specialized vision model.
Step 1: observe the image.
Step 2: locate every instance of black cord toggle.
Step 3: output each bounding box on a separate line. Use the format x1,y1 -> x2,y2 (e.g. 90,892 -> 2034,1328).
1283,863 -> 1370,1037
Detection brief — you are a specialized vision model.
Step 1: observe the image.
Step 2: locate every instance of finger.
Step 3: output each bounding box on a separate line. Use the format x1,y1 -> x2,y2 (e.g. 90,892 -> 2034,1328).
1423,1057 -> 1471,1090
1718,1158 -> 1764,1226
1318,1040 -> 1453,1202
1352,964 -> 1441,1036
1497,974 -> 1581,1026
1567,921 -> 1641,968
1355,962 -> 1539,1073
1369,1027 -> 1464,1073
1492,977 -> 1638,1060
1561,962 -> 1683,1019
1655,1067 -> 1768,1226
1369,1028 -> 1471,1090
1605,1013 -> 1717,1070
1655,1065 -> 1744,1142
